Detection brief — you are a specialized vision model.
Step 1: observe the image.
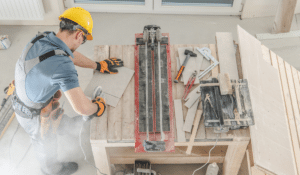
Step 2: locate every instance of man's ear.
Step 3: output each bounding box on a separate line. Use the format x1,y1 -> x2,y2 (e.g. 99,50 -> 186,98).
75,30 -> 82,40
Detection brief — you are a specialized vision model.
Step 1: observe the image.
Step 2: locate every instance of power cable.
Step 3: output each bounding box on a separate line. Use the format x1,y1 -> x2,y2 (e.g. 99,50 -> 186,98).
192,134 -> 219,175
79,120 -> 107,175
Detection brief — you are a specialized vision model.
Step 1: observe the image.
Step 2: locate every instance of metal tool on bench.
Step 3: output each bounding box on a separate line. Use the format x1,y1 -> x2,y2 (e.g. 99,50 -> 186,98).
200,78 -> 254,133
134,160 -> 158,175
196,47 -> 219,80
142,25 -> 166,152
174,50 -> 197,83
182,70 -> 197,100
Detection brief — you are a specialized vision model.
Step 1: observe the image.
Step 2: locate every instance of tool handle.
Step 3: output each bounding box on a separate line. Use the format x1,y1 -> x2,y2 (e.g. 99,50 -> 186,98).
174,66 -> 185,83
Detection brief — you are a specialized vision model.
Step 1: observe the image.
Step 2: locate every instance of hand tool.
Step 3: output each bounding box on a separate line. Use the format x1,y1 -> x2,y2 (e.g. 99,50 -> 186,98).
196,47 -> 219,80
182,71 -> 197,100
83,86 -> 105,121
1,81 -> 15,112
174,50 -> 197,83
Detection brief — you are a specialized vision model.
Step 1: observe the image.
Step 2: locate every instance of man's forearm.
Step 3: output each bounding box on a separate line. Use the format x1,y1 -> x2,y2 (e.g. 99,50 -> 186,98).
71,51 -> 97,69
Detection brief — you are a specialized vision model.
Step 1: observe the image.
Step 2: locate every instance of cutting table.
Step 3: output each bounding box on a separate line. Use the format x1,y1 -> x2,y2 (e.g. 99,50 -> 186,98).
85,44 -> 251,175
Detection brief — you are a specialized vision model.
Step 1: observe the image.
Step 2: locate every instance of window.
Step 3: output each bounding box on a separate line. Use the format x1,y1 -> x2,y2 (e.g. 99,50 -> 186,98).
74,0 -> 145,5
161,0 -> 234,7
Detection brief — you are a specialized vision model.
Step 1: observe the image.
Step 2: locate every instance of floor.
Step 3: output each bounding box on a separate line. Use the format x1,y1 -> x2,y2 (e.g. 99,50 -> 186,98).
1,12 -> 300,175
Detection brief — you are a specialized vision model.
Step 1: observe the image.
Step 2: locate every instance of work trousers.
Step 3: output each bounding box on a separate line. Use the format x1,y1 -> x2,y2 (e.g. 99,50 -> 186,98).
16,113 -> 64,174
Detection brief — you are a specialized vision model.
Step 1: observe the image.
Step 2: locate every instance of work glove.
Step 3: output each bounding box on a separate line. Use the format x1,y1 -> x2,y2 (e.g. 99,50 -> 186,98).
92,97 -> 106,117
95,57 -> 124,74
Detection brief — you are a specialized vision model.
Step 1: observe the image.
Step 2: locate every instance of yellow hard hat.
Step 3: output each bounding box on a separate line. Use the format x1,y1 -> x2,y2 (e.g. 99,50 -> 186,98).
59,7 -> 93,40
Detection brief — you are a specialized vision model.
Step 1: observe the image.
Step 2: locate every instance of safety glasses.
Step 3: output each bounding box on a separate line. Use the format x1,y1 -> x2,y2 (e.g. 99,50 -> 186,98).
81,33 -> 87,45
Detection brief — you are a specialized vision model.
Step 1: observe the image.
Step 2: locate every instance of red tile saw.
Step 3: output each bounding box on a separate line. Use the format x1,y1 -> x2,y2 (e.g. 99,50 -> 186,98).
134,25 -> 175,153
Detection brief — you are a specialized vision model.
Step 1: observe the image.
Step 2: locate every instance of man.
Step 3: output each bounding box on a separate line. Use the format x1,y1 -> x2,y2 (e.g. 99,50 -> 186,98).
12,7 -> 123,175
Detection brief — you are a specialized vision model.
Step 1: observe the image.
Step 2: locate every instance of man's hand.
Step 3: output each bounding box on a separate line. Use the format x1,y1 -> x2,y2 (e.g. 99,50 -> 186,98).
96,57 -> 124,74
92,97 -> 106,117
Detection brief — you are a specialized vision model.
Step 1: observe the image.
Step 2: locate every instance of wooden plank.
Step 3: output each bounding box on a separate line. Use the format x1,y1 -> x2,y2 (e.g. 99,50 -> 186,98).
183,98 -> 199,132
209,44 -> 219,79
269,51 -> 278,70
195,115 -> 206,139
110,156 -> 224,164
90,46 -> 99,140
107,45 -> 123,141
223,139 -> 249,175
170,45 -> 178,141
92,45 -> 109,141
121,45 -> 135,140
174,99 -> 186,142
246,150 -> 252,175
261,45 -> 271,64
285,62 -> 300,143
174,44 -> 188,120
272,0 -> 297,33
275,56 -> 300,174
292,67 -> 300,131
292,66 -> 300,106
215,33 -> 238,79
91,145 -> 112,175
234,43 -> 243,79
186,110 -> 202,154
219,73 -> 232,95
0,112 -> 15,139
237,25 -> 297,175
251,167 -> 266,175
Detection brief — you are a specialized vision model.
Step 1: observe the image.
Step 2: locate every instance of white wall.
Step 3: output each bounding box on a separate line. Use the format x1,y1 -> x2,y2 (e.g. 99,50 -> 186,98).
242,0 -> 300,19
0,0 -> 64,25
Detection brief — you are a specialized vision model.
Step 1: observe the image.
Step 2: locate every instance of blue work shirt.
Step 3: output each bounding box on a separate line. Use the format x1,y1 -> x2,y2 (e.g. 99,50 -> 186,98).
21,32 -> 79,103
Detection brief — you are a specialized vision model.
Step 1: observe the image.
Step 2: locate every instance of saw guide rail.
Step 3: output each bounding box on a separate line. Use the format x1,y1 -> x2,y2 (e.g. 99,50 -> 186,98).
135,25 -> 174,153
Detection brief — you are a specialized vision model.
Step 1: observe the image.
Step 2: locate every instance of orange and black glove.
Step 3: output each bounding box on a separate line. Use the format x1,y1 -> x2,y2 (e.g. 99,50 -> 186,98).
96,57 -> 124,74
92,97 -> 106,117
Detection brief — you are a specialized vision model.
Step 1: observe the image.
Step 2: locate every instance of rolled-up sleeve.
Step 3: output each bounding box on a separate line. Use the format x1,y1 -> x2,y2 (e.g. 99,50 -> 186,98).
51,61 -> 79,92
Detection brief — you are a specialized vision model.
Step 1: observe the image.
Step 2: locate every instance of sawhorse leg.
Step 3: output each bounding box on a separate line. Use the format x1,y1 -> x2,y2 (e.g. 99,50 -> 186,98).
91,145 -> 112,175
223,140 -> 249,175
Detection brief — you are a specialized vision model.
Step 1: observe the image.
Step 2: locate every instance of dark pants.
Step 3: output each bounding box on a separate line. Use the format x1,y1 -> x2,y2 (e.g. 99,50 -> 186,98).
16,113 -> 64,174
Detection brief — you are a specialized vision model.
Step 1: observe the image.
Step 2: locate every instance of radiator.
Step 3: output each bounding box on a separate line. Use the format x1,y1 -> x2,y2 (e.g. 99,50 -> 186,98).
0,0 -> 45,20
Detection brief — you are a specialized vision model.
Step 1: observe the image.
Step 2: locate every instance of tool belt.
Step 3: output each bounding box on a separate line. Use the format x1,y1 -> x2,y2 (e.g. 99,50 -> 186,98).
12,90 -> 64,138
12,92 -> 50,119
40,90 -> 64,138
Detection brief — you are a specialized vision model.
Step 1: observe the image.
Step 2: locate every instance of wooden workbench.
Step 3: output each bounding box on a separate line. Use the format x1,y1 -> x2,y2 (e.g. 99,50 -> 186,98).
88,44 -> 251,175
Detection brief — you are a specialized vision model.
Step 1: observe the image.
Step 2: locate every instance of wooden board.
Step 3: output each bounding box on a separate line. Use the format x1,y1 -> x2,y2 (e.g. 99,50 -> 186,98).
186,110 -> 202,154
237,25 -> 297,175
174,99 -> 186,142
170,45 -> 178,141
183,98 -> 199,132
107,45 -> 123,141
274,55 -> 300,174
121,45 -> 135,140
215,32 -> 238,79
272,0 -> 297,33
90,45 -> 109,141
261,45 -> 271,64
